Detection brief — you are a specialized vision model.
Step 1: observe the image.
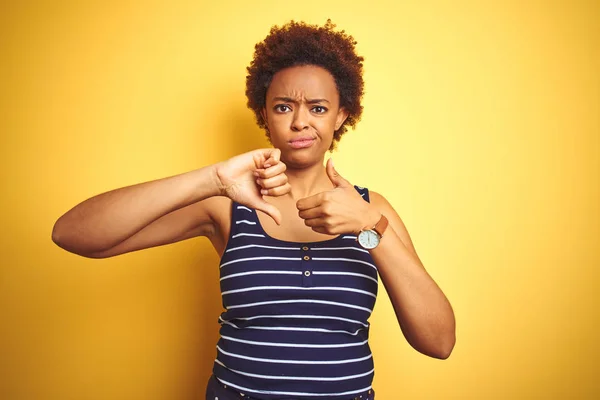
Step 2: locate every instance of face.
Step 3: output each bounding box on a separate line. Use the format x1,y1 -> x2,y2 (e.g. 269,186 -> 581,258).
261,64 -> 348,169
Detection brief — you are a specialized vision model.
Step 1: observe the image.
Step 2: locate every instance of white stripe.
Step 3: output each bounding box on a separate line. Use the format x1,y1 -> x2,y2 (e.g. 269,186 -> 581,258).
220,256 -> 301,268
342,235 -> 357,240
236,220 -> 256,225
220,270 -> 302,281
215,359 -> 374,381
221,314 -> 369,327
221,285 -> 376,299
215,377 -> 372,397
236,206 -> 253,212
361,193 -> 366,197
217,345 -> 372,364
220,335 -> 368,348
231,233 -> 265,239
220,319 -> 366,336
312,257 -> 377,270
311,246 -> 369,254
226,244 -> 302,253
312,271 -> 378,284
226,299 -> 372,312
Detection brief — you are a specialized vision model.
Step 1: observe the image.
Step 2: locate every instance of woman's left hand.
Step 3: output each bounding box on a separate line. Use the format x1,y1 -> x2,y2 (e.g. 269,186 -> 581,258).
296,158 -> 381,235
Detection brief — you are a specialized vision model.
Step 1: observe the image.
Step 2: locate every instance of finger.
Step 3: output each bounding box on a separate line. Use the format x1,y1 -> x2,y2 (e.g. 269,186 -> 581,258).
269,148 -> 281,163
263,148 -> 281,168
260,182 -> 291,197
304,218 -> 333,234
252,148 -> 279,169
253,150 -> 267,170
296,193 -> 324,211
257,174 -> 288,189
310,225 -> 332,235
304,218 -> 339,235
254,162 -> 286,179
298,207 -> 324,220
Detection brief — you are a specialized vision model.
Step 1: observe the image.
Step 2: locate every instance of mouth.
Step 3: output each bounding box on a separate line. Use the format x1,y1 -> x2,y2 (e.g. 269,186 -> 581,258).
289,136 -> 316,149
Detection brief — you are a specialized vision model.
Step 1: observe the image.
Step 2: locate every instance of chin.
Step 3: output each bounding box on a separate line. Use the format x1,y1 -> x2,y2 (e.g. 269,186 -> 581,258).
281,150 -> 325,169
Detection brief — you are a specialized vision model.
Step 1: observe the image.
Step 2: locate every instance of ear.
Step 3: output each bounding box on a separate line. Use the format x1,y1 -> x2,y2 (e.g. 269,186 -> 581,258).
261,107 -> 268,129
335,107 -> 349,131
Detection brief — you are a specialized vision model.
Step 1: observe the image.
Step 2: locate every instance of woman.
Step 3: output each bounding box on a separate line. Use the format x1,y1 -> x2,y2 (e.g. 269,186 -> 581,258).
52,20 -> 455,400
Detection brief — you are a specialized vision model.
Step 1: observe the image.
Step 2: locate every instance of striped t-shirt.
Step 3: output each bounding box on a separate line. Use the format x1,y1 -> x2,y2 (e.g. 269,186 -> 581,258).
212,185 -> 378,399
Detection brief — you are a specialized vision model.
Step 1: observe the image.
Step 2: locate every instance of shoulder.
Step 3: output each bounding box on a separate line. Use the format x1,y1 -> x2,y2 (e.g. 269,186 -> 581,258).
364,189 -> 397,220
364,188 -> 386,207
354,186 -> 388,209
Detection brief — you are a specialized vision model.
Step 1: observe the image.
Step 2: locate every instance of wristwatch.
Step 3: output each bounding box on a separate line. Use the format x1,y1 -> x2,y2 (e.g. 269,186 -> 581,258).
357,214 -> 389,250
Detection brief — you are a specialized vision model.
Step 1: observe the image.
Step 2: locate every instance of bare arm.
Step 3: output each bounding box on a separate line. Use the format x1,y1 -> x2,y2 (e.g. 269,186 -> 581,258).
51,165 -> 222,257
51,148 -> 290,259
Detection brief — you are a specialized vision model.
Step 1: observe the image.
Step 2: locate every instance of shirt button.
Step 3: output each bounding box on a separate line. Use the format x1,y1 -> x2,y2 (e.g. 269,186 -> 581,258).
304,270 -> 311,276
302,246 -> 309,251
303,255 -> 310,261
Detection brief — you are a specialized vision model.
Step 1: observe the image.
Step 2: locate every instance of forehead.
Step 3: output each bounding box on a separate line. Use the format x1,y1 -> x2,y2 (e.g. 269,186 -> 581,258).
267,65 -> 339,101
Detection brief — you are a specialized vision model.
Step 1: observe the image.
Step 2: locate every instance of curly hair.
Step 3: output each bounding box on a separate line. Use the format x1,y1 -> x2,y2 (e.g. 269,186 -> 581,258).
245,19 -> 365,151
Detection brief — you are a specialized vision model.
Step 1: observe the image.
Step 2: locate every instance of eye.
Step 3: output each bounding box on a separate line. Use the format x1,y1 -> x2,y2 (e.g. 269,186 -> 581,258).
274,104 -> 291,113
312,106 -> 328,114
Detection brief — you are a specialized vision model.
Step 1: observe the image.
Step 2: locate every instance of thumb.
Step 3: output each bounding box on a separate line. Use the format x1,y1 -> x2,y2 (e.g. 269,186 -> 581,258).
254,199 -> 282,226
326,158 -> 350,188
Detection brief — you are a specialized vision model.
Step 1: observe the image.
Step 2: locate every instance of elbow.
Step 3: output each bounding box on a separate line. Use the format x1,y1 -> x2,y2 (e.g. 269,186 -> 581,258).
432,330 -> 456,360
51,218 -> 103,259
411,329 -> 456,360
436,335 -> 456,360
51,218 -> 65,247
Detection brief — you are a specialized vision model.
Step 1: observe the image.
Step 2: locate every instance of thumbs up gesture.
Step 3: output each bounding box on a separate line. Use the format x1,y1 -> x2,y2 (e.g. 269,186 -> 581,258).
216,148 -> 290,225
296,158 -> 378,235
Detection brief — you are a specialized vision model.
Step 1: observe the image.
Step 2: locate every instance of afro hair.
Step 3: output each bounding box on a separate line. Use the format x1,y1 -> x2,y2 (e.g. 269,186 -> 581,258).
245,19 -> 365,151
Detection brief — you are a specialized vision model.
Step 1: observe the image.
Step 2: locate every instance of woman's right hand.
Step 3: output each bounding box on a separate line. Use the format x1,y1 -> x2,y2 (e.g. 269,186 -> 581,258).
215,148 -> 290,225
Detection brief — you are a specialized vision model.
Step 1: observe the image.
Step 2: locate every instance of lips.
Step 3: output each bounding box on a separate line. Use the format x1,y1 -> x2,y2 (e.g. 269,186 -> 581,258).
289,137 -> 316,149
290,135 -> 315,142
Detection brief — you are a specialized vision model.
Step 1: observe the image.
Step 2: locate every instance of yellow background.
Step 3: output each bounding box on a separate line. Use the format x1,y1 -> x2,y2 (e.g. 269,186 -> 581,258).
1,1 -> 598,399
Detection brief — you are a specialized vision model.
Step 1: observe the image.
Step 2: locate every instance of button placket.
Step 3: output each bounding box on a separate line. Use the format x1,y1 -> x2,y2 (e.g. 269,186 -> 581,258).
301,245 -> 313,287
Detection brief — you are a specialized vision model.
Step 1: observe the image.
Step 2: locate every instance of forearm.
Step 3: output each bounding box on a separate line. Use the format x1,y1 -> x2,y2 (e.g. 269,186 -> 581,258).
369,220 -> 456,359
52,163 -> 222,253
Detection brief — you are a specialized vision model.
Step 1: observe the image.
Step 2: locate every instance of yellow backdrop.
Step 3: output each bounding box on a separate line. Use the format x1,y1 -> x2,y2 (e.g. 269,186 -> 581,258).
1,1 -> 598,399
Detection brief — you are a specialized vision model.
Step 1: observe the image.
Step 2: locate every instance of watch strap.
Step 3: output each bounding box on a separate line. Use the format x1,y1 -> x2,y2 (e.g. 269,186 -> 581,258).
373,214 -> 389,238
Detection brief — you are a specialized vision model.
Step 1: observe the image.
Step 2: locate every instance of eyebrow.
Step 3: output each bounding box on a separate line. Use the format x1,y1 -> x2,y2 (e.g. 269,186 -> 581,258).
272,96 -> 330,104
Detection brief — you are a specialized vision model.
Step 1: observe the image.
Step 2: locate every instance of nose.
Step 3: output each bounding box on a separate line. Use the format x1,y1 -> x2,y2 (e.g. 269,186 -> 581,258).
291,107 -> 309,131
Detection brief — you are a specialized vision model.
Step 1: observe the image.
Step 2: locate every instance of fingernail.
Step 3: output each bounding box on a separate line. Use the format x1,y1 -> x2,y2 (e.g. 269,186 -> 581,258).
261,189 -> 268,195
253,171 -> 259,177
264,164 -> 271,168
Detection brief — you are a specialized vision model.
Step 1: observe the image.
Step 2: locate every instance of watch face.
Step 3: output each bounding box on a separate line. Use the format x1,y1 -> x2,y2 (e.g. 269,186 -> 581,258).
358,230 -> 380,249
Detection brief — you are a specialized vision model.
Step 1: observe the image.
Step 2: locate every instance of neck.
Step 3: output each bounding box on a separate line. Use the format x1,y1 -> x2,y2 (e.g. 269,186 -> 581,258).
284,160 -> 334,200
